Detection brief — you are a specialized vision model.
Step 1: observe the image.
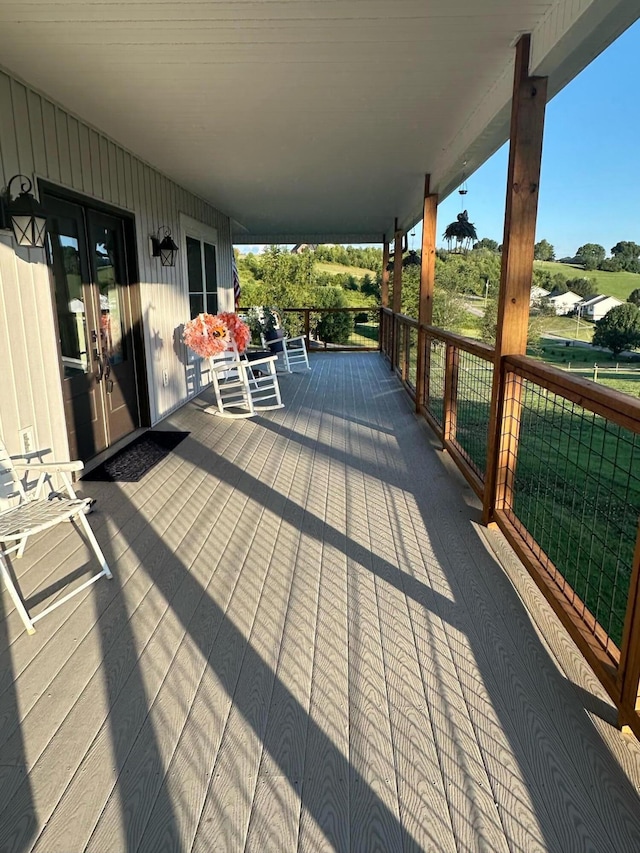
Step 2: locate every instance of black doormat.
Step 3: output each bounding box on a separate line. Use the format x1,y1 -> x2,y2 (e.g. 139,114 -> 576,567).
82,431 -> 189,482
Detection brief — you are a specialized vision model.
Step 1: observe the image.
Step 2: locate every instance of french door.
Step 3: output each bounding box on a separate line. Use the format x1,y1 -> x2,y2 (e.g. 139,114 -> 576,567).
44,193 -> 143,461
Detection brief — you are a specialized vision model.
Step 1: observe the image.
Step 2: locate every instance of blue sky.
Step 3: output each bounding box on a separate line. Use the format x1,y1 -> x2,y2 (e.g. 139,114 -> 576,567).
240,18 -> 639,260
432,18 -> 640,260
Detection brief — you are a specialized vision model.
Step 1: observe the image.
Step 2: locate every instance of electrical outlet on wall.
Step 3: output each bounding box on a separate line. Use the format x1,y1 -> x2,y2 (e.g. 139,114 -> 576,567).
19,426 -> 35,456
162,369 -> 169,387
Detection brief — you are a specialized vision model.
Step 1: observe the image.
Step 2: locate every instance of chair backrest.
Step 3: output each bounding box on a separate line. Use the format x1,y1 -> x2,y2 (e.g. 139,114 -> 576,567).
0,439 -> 26,502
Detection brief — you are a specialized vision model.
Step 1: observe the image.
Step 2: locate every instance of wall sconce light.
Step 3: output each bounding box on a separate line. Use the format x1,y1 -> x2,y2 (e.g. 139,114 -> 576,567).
150,226 -> 179,267
0,174 -> 48,248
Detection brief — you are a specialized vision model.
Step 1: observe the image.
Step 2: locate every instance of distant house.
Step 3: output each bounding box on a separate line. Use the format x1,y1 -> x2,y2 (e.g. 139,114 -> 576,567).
580,294 -> 624,322
548,290 -> 583,315
530,286 -> 550,306
291,243 -> 317,254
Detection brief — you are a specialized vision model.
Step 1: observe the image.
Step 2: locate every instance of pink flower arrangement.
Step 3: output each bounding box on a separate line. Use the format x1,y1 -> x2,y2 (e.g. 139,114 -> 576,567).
218,312 -> 251,353
182,313 -> 230,358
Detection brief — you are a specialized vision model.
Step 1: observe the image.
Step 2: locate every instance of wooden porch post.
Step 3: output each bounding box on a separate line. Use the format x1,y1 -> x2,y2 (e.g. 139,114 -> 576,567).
415,175 -> 438,413
617,520 -> 640,733
482,34 -> 547,525
391,220 -> 404,372
381,236 -> 390,308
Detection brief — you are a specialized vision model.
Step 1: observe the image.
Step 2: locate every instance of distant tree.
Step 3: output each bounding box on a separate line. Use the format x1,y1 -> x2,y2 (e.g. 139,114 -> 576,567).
628,288 -> 640,307
361,274 -> 380,299
565,277 -> 599,299
610,241 -> 640,272
534,239 -> 555,261
599,257 -> 623,272
432,290 -> 468,333
592,303 -> 640,356
576,243 -> 606,271
549,280 -> 568,295
473,237 -> 499,253
312,286 -> 354,344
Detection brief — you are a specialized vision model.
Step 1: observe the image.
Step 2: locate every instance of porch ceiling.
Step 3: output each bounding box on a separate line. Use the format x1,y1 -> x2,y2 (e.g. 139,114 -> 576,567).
0,1 -> 637,242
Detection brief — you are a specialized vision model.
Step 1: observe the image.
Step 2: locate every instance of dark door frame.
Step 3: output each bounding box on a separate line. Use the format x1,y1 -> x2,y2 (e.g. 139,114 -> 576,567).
40,181 -> 151,451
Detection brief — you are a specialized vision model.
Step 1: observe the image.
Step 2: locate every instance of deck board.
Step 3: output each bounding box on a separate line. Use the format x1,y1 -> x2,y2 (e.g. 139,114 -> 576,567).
1,352 -> 640,853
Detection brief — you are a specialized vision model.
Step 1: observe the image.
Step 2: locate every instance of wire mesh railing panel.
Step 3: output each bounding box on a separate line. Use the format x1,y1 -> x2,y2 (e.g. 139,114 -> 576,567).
407,328 -> 418,389
426,339 -> 446,427
503,376 -> 640,652
396,322 -> 407,376
281,308 -> 379,351
451,350 -> 493,479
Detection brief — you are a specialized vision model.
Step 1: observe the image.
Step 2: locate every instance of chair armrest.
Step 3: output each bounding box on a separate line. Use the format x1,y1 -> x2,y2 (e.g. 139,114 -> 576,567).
243,354 -> 278,368
13,460 -> 85,473
210,358 -> 243,372
285,335 -> 306,346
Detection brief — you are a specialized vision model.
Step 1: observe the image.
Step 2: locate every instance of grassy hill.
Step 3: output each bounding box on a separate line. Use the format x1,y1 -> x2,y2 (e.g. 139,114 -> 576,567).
534,260 -> 640,301
315,261 -> 377,278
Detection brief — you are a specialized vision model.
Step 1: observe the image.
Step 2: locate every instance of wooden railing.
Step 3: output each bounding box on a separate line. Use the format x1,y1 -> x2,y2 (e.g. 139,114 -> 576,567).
382,311 -> 640,737
280,307 -> 381,352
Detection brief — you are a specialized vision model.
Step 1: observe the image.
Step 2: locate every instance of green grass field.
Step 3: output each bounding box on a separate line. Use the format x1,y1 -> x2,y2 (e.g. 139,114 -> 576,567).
539,315 -> 594,342
427,377 -> 640,647
534,260 -> 640,300
315,261 -> 378,279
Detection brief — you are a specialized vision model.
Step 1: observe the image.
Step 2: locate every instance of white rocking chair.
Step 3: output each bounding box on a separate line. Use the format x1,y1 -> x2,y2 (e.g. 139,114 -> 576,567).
260,328 -> 310,372
204,351 -> 284,418
0,439 -> 112,634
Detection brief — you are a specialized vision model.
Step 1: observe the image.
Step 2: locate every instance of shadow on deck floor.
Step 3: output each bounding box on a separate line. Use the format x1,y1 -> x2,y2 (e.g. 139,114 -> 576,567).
1,353 -> 640,852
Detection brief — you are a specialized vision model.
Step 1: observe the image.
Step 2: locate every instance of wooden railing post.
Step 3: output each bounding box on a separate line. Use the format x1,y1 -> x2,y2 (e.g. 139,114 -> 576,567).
416,176 -> 438,412
617,520 -> 640,732
443,343 -> 459,445
381,236 -> 390,309
390,221 -> 403,373
482,34 -> 547,525
304,309 -> 310,352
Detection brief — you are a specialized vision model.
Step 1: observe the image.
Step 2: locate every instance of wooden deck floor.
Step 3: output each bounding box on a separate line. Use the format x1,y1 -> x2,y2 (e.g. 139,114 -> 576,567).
1,352 -> 640,853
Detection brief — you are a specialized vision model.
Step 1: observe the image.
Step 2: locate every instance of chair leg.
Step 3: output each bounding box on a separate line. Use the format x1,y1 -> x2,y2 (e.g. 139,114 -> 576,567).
76,511 -> 112,579
0,550 -> 36,634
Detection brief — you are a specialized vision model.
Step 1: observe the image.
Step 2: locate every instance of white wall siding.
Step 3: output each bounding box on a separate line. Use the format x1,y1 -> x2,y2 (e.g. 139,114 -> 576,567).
0,67 -> 233,465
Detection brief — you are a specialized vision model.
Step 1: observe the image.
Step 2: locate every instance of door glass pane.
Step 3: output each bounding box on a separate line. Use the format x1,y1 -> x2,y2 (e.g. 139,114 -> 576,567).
47,222 -> 89,377
186,236 -> 203,317
95,228 -> 126,365
204,242 -> 218,313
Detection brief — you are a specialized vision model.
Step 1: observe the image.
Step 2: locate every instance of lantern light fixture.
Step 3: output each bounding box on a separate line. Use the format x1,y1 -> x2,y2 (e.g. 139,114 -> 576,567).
0,174 -> 48,249
150,225 -> 179,267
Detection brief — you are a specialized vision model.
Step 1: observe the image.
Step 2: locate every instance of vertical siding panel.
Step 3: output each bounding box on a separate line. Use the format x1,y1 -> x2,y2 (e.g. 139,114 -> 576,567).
0,240 -> 21,453
89,130 -> 102,198
67,116 -> 83,190
55,108 -> 72,186
123,151 -> 134,211
1,68 -> 233,450
11,81 -> 35,179
116,146 -> 126,208
99,136 -> 110,201
41,100 -> 60,183
27,91 -> 47,178
108,140 -> 118,204
78,122 -> 93,195
0,73 -> 19,187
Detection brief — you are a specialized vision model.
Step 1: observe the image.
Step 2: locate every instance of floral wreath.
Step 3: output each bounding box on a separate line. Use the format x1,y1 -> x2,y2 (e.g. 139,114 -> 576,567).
182,312 -> 250,358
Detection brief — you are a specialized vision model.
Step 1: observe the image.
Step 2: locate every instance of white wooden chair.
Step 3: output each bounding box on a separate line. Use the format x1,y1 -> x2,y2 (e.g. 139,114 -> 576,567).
0,439 -> 112,634
204,351 -> 284,418
260,328 -> 310,372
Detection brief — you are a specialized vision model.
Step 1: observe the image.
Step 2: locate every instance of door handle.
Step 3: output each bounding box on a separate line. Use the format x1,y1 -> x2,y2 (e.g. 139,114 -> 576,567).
94,350 -> 104,381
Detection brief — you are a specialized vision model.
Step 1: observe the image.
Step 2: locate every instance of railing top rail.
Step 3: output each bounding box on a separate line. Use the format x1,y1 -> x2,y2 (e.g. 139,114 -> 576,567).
394,312 -> 419,328
424,326 -> 496,362
280,306 -> 379,313
506,353 -> 640,435
381,306 -> 394,316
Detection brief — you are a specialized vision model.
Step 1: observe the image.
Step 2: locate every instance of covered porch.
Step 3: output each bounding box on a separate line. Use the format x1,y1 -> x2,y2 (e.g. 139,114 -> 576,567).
2,353 -> 640,852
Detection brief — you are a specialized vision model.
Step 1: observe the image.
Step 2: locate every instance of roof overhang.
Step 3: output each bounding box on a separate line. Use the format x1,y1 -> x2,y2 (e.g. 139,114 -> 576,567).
0,1 -> 637,243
